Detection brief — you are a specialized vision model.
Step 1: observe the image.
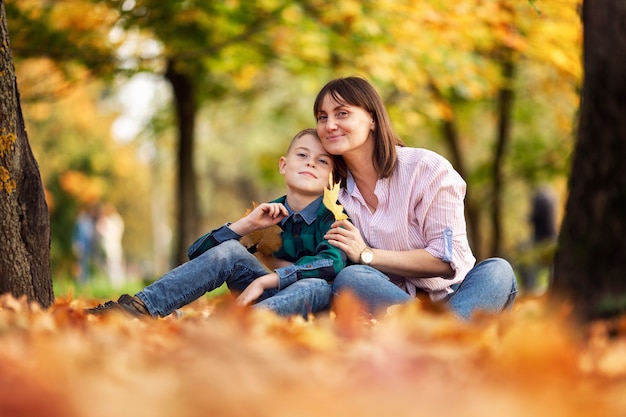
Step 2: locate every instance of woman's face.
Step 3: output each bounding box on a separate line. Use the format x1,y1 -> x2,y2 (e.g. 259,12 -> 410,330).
315,93 -> 374,156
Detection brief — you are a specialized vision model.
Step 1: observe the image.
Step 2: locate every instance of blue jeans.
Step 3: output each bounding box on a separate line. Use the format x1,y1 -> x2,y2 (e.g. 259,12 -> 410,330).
331,258 -> 518,320
136,240 -> 332,318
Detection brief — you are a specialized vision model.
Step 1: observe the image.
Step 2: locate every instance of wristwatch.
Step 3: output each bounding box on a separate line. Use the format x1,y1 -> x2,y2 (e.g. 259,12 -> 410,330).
360,247 -> 374,265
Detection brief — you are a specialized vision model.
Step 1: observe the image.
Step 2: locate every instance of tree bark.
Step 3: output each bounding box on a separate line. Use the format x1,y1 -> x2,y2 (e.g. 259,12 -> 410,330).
427,79 -> 484,260
490,49 -> 515,258
165,59 -> 200,266
552,0 -> 626,320
0,1 -> 54,307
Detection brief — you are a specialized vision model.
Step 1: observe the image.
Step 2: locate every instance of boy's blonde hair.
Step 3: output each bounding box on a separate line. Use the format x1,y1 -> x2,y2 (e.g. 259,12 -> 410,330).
285,128 -> 320,154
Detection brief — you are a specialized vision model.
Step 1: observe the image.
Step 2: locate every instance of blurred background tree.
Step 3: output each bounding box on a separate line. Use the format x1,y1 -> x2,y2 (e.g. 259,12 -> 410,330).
5,0 -> 581,297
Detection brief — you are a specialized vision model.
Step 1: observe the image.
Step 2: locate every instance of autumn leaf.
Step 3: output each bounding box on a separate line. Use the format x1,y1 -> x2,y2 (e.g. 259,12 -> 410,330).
323,172 -> 349,221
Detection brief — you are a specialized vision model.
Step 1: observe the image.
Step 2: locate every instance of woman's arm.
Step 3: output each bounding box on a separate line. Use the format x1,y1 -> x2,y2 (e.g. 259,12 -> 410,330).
325,220 -> 454,279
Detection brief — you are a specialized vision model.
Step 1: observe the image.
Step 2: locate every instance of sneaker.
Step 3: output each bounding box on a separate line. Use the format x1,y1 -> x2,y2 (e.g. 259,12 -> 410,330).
85,294 -> 151,318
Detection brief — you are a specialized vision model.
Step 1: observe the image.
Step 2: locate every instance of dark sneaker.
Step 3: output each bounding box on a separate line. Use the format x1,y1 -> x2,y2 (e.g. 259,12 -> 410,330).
85,294 -> 151,318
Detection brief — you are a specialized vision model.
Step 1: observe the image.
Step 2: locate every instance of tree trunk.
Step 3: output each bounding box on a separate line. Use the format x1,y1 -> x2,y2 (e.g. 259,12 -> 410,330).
165,59 -> 199,266
427,79 -> 483,260
490,50 -> 515,258
552,0 -> 626,320
0,2 -> 54,307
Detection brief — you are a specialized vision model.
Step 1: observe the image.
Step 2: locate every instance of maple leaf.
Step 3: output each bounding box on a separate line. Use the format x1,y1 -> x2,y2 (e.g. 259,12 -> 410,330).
239,202 -> 283,256
323,172 -> 349,221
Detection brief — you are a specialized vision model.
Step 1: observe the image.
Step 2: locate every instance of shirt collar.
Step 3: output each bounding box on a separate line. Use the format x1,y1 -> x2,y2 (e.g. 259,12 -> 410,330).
281,196 -> 323,226
346,171 -> 356,194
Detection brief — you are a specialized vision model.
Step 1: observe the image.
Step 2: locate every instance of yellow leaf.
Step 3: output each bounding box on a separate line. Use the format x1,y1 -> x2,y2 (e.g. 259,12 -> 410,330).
323,172 -> 349,221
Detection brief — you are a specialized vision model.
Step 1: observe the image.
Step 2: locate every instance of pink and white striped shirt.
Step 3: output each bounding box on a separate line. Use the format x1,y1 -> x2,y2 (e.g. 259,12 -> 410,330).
339,146 -> 476,301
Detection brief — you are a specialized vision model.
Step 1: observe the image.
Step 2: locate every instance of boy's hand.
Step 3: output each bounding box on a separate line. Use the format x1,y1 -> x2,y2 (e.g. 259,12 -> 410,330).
229,203 -> 289,236
235,273 -> 279,306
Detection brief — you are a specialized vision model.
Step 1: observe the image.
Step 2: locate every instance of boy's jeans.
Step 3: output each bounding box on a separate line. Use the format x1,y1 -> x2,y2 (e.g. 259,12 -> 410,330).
137,240 -> 332,318
331,258 -> 518,320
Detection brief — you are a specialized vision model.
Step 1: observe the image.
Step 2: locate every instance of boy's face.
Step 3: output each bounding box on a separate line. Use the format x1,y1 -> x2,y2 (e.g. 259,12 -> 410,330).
279,133 -> 333,197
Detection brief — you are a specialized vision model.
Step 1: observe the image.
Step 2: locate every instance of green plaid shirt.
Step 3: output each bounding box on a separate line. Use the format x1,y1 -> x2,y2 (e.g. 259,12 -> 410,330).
187,196 -> 347,289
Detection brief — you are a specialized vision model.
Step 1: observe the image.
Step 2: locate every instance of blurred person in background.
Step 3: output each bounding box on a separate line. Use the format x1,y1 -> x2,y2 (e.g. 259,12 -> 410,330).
72,204 -> 97,283
518,185 -> 558,295
96,203 -> 126,288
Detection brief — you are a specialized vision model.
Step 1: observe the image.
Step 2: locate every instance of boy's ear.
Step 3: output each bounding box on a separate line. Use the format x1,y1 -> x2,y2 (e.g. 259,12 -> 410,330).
278,156 -> 287,174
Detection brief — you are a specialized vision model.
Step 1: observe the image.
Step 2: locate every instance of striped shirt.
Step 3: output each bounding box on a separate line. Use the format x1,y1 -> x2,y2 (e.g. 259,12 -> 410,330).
339,147 -> 476,301
187,196 -> 347,290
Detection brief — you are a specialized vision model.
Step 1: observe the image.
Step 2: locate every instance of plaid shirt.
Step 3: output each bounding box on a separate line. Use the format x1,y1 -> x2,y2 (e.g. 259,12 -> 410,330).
187,196 -> 347,290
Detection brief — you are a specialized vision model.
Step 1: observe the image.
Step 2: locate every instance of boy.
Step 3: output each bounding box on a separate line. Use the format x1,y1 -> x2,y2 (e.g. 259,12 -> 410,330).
86,128 -> 347,318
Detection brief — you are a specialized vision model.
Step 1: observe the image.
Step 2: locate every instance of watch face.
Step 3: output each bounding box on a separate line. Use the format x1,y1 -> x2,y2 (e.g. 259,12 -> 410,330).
361,248 -> 374,264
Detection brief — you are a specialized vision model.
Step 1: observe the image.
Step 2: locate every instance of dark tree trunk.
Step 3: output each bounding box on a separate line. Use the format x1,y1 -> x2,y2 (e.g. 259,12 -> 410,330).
490,50 -> 515,258
165,59 -> 200,266
440,113 -> 483,261
552,0 -> 626,320
427,80 -> 483,260
0,1 -> 54,307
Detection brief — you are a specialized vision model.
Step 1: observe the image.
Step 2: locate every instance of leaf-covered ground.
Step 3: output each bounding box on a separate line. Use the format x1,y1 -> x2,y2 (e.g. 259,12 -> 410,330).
0,293 -> 625,417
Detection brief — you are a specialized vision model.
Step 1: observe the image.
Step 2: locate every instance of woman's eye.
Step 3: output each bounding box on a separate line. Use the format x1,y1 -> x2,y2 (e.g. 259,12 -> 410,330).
337,111 -> 348,118
316,114 -> 327,122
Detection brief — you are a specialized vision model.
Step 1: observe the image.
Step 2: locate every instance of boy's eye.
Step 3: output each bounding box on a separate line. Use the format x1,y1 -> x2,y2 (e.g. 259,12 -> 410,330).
297,153 -> 307,158
318,159 -> 330,165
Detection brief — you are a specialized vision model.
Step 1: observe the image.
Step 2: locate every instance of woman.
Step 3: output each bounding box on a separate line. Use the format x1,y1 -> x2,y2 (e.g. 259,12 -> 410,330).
317,76 -> 517,320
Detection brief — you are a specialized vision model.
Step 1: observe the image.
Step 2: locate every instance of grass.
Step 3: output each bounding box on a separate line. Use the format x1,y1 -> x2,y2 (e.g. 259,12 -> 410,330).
53,273 -> 229,301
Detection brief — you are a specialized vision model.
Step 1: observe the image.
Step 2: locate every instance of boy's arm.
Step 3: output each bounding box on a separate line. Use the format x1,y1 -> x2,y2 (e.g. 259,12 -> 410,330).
188,202 -> 288,260
235,272 -> 279,306
274,212 -> 347,290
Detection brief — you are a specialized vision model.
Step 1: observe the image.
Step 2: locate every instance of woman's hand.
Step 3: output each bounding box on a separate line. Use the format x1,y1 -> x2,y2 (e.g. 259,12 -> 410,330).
324,219 -> 367,264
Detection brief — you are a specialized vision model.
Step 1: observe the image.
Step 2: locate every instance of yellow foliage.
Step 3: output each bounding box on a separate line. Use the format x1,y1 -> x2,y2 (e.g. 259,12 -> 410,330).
59,170 -> 104,205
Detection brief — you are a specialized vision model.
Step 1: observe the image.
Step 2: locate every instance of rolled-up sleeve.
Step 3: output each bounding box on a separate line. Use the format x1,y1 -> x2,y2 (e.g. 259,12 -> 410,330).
275,258 -> 336,289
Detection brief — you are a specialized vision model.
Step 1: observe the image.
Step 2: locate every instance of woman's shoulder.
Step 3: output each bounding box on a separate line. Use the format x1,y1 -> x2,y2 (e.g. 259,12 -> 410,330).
396,146 -> 454,171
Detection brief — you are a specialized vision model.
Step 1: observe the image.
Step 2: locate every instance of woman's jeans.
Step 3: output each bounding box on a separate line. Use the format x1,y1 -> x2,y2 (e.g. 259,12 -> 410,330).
136,240 -> 332,318
332,258 -> 518,320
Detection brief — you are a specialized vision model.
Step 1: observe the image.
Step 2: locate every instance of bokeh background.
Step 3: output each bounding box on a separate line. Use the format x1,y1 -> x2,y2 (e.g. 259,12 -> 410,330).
5,0 -> 581,297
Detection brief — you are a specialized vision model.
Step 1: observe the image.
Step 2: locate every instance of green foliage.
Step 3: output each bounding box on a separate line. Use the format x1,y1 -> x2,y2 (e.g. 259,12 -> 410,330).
5,1 -> 118,77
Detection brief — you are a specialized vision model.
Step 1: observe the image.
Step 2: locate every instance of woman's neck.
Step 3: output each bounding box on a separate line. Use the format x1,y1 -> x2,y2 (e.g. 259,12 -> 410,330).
344,150 -> 378,187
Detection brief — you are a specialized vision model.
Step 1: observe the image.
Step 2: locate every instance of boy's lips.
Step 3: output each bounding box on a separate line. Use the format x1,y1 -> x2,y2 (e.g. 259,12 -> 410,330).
299,171 -> 317,179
